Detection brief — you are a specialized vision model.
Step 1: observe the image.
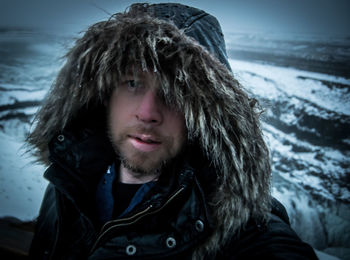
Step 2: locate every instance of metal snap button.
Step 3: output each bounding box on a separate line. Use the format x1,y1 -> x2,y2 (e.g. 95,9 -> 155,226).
57,134 -> 65,142
165,237 -> 176,249
125,245 -> 136,256
195,219 -> 204,232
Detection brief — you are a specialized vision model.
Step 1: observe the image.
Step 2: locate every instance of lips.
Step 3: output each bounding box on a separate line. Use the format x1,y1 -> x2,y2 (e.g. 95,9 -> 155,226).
128,134 -> 162,152
129,134 -> 161,143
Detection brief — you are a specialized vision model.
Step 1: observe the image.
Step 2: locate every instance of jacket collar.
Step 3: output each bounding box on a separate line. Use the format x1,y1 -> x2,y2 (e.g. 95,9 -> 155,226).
48,127 -> 114,189
45,127 -> 213,226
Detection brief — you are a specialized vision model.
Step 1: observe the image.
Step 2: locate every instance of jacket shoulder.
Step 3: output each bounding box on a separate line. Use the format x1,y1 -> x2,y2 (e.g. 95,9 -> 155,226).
221,199 -> 318,259
29,183 -> 59,259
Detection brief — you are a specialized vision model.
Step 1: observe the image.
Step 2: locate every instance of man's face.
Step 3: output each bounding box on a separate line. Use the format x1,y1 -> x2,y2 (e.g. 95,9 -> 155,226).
108,71 -> 186,175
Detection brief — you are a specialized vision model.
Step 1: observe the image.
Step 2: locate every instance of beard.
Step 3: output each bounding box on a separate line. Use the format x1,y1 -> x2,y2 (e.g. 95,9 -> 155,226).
107,124 -> 186,177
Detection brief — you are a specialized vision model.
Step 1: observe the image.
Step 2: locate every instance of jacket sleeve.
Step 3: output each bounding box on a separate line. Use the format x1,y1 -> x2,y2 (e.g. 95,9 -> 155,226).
223,213 -> 318,259
29,184 -> 59,259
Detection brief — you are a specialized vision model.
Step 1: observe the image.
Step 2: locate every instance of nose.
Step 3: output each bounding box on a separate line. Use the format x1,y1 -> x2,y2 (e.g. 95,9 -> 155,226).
135,90 -> 163,125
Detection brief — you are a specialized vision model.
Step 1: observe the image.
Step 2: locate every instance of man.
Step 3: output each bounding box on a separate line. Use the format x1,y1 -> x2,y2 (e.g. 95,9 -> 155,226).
28,3 -> 317,259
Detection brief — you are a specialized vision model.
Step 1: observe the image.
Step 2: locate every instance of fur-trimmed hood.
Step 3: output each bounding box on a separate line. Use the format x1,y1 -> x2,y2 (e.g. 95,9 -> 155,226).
27,3 -> 271,258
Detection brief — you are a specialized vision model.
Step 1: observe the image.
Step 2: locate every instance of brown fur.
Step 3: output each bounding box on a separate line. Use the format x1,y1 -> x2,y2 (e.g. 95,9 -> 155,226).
27,4 -> 271,258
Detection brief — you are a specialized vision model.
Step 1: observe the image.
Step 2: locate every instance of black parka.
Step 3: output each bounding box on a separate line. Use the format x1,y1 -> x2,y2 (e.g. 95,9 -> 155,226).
29,129 -> 318,259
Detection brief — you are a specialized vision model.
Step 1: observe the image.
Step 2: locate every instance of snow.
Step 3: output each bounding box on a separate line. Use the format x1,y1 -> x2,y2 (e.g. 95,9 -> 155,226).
0,89 -> 47,105
227,57 -> 349,259
264,122 -> 348,201
0,131 -> 47,220
229,59 -> 350,116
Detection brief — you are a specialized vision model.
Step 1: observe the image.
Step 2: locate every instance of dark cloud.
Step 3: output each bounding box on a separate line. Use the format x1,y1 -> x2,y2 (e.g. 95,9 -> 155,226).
0,0 -> 349,35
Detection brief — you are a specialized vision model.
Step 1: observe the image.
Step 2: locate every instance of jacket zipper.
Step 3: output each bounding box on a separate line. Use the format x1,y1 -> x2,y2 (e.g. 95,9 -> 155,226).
89,186 -> 185,255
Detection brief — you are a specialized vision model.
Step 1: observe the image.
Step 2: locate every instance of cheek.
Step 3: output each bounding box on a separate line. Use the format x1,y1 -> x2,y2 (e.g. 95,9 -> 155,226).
109,95 -> 132,129
166,112 -> 187,139
108,104 -> 123,135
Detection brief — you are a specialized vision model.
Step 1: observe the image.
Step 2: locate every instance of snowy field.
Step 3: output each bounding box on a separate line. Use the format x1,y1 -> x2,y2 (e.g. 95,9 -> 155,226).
0,29 -> 64,218
229,59 -> 350,259
0,28 -> 349,259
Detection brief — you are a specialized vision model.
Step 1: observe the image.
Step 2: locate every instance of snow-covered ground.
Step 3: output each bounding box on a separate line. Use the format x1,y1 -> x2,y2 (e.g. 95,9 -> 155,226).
0,131 -> 47,219
0,29 -> 63,217
229,58 -> 350,259
0,29 -> 349,259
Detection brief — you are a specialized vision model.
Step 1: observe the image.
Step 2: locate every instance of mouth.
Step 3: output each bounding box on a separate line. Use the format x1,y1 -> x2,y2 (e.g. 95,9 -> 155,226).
132,135 -> 160,143
128,134 -> 162,152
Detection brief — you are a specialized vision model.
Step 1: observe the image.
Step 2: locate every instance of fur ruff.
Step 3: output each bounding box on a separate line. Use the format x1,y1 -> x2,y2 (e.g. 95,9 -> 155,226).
27,4 -> 271,258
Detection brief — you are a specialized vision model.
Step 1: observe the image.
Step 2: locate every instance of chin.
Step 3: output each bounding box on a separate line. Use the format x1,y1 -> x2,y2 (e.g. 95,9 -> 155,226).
122,157 -> 164,175
121,149 -> 164,172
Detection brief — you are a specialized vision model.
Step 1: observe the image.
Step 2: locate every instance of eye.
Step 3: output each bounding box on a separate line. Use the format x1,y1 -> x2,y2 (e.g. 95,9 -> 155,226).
121,79 -> 142,92
126,80 -> 138,89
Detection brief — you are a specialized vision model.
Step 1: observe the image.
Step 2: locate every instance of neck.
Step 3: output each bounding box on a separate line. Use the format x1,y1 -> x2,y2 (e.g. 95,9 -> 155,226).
119,164 -> 160,184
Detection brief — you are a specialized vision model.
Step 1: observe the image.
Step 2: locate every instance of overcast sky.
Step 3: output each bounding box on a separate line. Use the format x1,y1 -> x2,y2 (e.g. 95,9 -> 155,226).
0,0 -> 349,35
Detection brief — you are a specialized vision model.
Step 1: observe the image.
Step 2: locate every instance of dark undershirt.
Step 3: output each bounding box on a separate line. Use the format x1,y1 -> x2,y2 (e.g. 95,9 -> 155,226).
112,182 -> 142,218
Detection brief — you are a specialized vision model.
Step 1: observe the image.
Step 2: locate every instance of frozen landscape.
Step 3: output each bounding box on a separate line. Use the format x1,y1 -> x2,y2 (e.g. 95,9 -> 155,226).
0,27 -> 349,259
